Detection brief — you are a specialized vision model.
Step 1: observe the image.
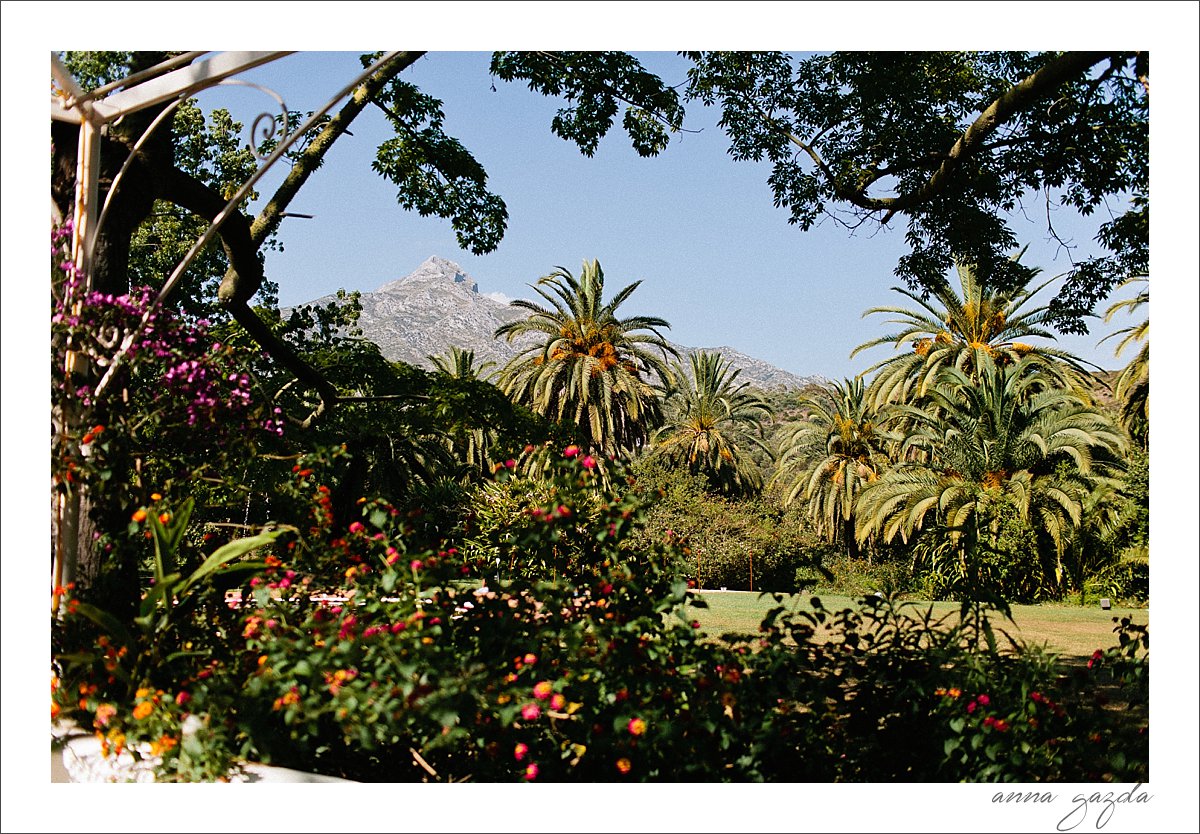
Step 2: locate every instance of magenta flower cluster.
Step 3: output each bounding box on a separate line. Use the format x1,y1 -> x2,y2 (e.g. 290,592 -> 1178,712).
51,225 -> 280,440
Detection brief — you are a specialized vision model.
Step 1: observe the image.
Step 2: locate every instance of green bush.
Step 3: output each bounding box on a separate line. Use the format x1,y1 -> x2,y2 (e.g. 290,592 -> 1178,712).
54,452 -> 1149,783
627,458 -> 830,592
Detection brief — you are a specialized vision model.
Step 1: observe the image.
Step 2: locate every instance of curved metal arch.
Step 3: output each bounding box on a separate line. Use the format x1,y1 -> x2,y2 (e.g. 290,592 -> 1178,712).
214,79 -> 291,162
90,75 -> 295,260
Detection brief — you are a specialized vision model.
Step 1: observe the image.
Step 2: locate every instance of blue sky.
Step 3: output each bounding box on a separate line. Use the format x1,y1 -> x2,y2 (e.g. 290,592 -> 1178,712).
210,50 -> 1145,380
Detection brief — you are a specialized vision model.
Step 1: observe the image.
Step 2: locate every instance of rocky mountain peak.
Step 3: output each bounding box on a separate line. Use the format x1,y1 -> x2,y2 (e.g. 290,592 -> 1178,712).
294,258 -> 825,392
379,256 -> 477,294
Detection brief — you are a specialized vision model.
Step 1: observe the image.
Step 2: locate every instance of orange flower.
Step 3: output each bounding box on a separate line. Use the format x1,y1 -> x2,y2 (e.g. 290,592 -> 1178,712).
150,493 -> 162,501
150,735 -> 178,756
131,509 -> 148,523
132,701 -> 153,720
159,512 -> 171,524
627,717 -> 647,736
616,757 -> 632,774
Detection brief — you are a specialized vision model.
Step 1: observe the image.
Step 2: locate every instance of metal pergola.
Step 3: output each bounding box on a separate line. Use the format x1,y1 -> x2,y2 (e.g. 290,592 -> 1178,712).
50,50 -> 402,606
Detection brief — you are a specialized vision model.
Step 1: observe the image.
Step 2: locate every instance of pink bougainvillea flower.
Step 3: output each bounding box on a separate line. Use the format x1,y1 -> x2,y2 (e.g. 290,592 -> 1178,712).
550,694 -> 566,711
976,694 -> 990,706
533,681 -> 553,700
523,653 -> 538,666
521,703 -> 541,721
514,743 -> 529,761
523,763 -> 539,781
580,455 -> 596,470
505,459 -> 517,469
410,560 -> 423,572
966,701 -> 977,714
175,691 -> 191,706
627,717 -> 647,736
563,445 -> 579,458
994,719 -> 1010,733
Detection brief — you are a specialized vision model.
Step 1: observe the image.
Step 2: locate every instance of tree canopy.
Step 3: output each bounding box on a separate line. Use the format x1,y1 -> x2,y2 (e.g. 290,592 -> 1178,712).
684,51 -> 1148,331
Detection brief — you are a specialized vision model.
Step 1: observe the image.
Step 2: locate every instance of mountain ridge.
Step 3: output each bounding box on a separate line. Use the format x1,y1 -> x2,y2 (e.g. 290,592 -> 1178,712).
293,257 -> 827,392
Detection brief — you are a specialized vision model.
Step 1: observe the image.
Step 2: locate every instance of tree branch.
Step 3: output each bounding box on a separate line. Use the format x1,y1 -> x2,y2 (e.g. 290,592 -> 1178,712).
154,165 -> 263,300
771,52 -> 1117,216
898,51 -> 1115,211
228,301 -> 339,406
247,51 -> 425,249
205,52 -> 425,423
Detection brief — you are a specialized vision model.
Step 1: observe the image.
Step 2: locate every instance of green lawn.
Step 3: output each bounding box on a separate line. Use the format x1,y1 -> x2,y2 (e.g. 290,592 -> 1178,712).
688,590 -> 1149,660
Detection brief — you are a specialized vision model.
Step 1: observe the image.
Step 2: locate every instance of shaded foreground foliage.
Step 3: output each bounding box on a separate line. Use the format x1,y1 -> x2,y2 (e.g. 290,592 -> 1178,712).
53,451 -> 1147,783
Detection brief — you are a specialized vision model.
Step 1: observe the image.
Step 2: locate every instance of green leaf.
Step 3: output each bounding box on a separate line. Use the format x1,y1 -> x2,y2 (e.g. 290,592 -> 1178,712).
138,573 -> 183,619
165,650 -> 210,663
71,601 -> 135,650
178,528 -> 286,596
213,560 -> 269,579
381,571 -> 397,593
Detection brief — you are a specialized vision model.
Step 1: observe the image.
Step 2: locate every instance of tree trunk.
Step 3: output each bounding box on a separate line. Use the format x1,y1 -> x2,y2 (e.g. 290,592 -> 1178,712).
844,517 -> 862,562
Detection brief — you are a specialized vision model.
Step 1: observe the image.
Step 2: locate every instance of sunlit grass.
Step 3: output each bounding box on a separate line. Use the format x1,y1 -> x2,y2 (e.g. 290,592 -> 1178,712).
688,590 -> 1149,660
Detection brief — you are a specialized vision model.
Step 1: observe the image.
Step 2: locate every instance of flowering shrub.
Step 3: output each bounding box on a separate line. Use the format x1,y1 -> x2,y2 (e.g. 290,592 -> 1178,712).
52,499 -> 286,781
51,449 -> 1138,783
50,224 -> 291,615
52,227 -> 277,487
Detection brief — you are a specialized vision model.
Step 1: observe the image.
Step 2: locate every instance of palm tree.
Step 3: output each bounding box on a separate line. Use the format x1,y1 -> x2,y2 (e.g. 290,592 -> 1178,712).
429,346 -> 498,383
650,351 -> 774,496
495,260 -> 675,458
1101,276 -> 1149,447
855,355 -> 1127,596
428,347 -> 500,474
773,377 -> 896,560
852,255 -> 1097,408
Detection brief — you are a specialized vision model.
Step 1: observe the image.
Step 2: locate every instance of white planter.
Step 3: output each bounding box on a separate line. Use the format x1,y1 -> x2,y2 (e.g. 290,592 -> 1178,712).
51,721 -> 352,783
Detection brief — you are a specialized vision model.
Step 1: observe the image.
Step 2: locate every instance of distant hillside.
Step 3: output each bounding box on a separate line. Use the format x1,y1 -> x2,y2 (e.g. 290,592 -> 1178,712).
293,257 -> 826,392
